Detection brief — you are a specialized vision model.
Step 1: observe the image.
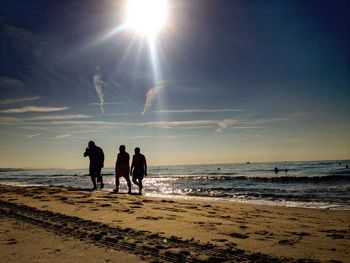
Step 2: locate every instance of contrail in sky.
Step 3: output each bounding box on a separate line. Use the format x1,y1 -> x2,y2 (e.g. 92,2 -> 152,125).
92,67 -> 104,114
142,82 -> 165,115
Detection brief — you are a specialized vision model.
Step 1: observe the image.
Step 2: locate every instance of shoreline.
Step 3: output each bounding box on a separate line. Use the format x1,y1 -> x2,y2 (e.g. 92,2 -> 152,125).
1,181 -> 349,210
1,184 -> 349,262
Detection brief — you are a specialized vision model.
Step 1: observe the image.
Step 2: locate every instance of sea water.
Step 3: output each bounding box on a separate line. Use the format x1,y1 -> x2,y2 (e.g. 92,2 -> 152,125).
1,160 -> 349,209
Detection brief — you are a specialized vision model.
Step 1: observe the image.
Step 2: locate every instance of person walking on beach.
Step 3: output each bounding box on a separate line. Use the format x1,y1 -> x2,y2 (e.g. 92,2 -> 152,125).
130,147 -> 147,194
84,141 -> 104,190
115,145 -> 132,193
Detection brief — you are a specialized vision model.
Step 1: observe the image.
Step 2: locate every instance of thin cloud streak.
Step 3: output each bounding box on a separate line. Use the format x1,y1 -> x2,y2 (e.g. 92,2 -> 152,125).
106,112 -> 140,116
0,106 -> 69,113
0,76 -> 25,89
90,102 -> 120,106
26,114 -> 90,121
125,135 -> 198,140
27,133 -> 41,138
139,120 -> 218,128
0,117 -> 24,125
0,96 -> 40,105
55,134 -> 72,139
216,119 -> 239,133
154,108 -> 245,114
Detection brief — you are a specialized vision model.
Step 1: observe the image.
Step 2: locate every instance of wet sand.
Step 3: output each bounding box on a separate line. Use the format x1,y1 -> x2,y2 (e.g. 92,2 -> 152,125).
0,184 -> 349,262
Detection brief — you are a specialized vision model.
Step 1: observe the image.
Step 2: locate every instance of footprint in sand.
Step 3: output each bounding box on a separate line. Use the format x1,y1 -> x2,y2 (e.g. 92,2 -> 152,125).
229,232 -> 249,239
41,247 -> 62,254
255,230 -> 273,236
3,238 -> 17,245
136,216 -> 162,220
278,239 -> 296,245
212,238 -> 228,243
289,231 -> 310,237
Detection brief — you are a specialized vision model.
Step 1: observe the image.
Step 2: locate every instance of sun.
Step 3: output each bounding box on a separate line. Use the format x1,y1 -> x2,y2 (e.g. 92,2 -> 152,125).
126,0 -> 168,38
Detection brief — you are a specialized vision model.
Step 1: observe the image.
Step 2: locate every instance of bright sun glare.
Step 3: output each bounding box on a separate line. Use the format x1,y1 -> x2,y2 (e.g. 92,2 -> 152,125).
126,0 -> 168,37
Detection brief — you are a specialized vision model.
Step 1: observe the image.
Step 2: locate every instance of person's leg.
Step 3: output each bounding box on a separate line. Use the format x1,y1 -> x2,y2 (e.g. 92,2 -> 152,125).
138,178 -> 143,194
90,167 -> 97,189
90,174 -> 97,190
97,168 -> 104,189
125,176 -> 132,194
114,176 -> 119,192
132,177 -> 140,188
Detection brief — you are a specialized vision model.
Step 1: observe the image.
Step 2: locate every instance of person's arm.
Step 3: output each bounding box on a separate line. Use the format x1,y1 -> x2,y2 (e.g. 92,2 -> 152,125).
101,149 -> 105,168
84,148 -> 89,157
144,155 -> 147,176
115,154 -> 119,175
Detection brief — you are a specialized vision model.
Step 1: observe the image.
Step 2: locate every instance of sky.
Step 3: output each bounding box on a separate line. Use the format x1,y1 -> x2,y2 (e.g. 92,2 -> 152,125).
0,0 -> 349,168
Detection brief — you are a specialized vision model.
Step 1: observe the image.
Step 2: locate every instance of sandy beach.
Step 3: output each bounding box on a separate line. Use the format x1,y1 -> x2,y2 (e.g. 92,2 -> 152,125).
0,184 -> 349,262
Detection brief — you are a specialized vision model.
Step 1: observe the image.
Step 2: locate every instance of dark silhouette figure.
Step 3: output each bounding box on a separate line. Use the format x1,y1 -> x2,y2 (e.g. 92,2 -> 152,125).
346,165 -> 349,169
115,145 -> 132,193
274,167 -> 279,173
130,147 -> 147,194
84,141 -> 104,190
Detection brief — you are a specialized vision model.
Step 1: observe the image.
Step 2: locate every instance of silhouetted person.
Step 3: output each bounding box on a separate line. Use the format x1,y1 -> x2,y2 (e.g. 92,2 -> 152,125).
346,165 -> 349,169
130,147 -> 147,194
84,141 -> 104,190
114,145 -> 132,193
274,167 -> 279,173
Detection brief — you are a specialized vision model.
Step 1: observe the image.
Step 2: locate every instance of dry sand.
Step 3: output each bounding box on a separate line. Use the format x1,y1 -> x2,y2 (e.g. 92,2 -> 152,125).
0,184 -> 349,262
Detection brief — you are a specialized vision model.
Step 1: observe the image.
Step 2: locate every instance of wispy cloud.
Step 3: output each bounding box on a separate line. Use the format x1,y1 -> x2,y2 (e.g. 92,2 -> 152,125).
31,120 -> 121,128
90,102 -> 120,106
216,119 -> 239,133
125,135 -> 198,140
139,120 -> 217,128
154,108 -> 244,114
107,112 -> 140,116
0,76 -> 25,89
27,133 -> 41,138
26,114 -> 90,121
0,96 -> 40,105
142,82 -> 165,115
0,117 -> 24,125
55,134 -> 72,139
0,106 -> 69,113
92,67 -> 104,114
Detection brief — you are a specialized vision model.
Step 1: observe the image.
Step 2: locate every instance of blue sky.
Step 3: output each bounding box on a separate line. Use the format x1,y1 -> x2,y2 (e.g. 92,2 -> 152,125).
0,0 -> 349,168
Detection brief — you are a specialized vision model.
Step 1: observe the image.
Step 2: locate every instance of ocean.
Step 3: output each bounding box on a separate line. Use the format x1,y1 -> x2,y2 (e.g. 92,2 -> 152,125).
1,160 -> 349,209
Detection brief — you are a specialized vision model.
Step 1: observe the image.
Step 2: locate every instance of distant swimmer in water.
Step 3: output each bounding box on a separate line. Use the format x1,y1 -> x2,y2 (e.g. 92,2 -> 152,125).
274,167 -> 279,173
346,165 -> 349,169
114,145 -> 132,194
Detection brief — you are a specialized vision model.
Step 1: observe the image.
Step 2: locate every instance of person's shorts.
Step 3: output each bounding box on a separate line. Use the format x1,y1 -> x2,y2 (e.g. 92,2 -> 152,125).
132,166 -> 144,180
116,165 -> 130,178
90,166 -> 102,178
